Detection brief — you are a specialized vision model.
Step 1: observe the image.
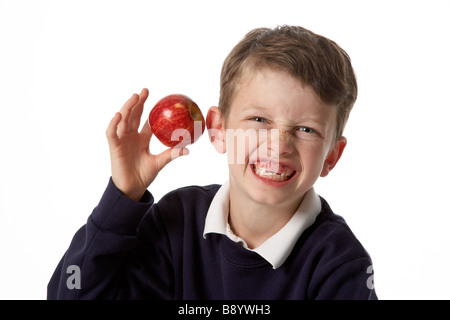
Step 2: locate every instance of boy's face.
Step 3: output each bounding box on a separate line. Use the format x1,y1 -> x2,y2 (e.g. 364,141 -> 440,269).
222,67 -> 346,208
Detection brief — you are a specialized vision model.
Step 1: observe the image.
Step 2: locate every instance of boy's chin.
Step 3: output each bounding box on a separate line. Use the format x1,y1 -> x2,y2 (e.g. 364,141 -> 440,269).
248,191 -> 293,207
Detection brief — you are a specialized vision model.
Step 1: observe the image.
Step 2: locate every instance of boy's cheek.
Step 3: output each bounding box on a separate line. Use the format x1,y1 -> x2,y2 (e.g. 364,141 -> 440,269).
295,145 -> 329,176
224,128 -> 280,166
225,134 -> 251,165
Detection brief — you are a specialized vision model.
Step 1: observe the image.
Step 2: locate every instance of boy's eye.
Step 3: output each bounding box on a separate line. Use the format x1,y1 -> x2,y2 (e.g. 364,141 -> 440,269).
251,117 -> 267,123
298,126 -> 315,134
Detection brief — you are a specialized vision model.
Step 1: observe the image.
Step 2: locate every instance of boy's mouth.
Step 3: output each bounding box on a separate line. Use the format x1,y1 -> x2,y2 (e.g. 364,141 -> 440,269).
250,161 -> 296,182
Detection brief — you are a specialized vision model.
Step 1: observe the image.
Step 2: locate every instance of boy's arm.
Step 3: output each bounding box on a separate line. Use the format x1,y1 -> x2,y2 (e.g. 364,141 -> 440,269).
47,178 -> 157,299
48,89 -> 187,299
47,177 -> 178,299
313,257 -> 377,300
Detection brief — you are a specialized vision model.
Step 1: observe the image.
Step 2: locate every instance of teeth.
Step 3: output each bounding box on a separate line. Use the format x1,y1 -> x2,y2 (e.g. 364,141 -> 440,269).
252,164 -> 294,181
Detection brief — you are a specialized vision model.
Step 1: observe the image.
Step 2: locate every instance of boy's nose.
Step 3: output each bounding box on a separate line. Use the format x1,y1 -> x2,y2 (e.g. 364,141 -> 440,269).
267,129 -> 294,157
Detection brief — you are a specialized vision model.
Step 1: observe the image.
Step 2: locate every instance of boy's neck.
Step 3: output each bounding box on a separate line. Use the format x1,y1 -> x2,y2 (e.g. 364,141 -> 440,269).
228,186 -> 304,249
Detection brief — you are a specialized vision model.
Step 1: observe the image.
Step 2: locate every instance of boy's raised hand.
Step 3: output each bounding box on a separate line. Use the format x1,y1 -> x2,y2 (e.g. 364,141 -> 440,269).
106,88 -> 189,201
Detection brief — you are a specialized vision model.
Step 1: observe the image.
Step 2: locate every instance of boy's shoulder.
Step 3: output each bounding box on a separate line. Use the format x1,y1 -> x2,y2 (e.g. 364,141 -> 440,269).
158,183 -> 222,205
152,184 -> 222,222
301,196 -> 372,261
139,184 -> 221,238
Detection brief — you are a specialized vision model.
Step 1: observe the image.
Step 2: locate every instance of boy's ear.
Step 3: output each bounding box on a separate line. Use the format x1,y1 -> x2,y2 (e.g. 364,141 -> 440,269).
206,106 -> 226,154
320,136 -> 347,177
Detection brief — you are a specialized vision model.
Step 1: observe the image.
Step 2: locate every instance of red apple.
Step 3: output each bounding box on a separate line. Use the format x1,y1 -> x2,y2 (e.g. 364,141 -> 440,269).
148,94 -> 205,148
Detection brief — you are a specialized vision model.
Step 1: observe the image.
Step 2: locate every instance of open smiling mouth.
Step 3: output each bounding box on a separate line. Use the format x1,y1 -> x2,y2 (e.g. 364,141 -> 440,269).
250,162 -> 296,182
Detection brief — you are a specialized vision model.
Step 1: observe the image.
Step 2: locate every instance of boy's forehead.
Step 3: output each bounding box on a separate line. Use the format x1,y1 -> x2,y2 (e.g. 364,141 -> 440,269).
238,66 -> 323,101
233,67 -> 328,111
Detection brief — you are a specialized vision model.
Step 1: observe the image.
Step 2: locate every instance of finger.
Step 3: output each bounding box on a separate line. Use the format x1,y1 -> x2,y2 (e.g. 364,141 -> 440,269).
106,112 -> 122,149
118,93 -> 139,135
119,92 -> 139,114
140,118 -> 153,145
140,88 -> 149,102
129,88 -> 149,132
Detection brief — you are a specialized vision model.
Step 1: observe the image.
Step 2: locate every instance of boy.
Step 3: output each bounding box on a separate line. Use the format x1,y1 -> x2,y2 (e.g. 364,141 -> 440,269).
48,25 -> 377,300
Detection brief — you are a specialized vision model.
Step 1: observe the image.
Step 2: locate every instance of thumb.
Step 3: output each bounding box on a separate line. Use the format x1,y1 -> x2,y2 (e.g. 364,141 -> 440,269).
154,147 -> 190,171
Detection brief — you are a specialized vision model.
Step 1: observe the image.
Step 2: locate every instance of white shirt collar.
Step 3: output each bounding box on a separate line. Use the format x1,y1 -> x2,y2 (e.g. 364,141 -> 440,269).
203,181 -> 321,269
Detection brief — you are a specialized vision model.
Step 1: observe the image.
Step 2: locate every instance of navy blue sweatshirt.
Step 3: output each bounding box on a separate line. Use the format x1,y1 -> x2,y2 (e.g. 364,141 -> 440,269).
47,178 -> 377,300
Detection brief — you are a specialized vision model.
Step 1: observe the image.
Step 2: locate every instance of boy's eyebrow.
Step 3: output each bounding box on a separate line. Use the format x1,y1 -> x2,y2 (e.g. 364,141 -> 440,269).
241,104 -> 262,111
240,104 -> 272,113
241,104 -> 326,123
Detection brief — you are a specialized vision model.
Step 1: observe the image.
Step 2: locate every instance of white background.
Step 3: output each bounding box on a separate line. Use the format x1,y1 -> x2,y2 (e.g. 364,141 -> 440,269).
1,0 -> 449,300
